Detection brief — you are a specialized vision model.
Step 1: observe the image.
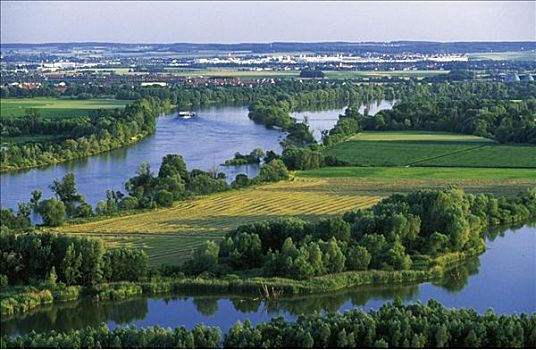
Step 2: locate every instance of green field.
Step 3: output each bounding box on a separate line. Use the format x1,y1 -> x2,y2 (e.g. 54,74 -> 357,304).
467,51 -> 536,61
323,70 -> 449,79
56,130 -> 535,266
0,98 -> 132,118
298,166 -> 536,182
60,179 -> 382,266
325,131 -> 536,168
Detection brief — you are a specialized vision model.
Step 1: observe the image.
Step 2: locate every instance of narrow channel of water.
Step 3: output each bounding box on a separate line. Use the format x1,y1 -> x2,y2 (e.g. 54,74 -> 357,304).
2,224 -> 534,336
291,100 -> 396,142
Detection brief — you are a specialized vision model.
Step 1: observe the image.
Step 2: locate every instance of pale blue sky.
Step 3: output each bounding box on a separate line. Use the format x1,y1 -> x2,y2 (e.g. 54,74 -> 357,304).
1,1 -> 535,43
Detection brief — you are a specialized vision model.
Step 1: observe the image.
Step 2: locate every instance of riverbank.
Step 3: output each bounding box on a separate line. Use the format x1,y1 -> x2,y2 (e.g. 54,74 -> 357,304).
0,99 -> 172,173
0,246 -> 482,318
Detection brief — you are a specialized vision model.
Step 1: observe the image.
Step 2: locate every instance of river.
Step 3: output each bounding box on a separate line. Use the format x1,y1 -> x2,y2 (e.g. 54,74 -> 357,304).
1,224 -> 534,336
1,101 -> 394,211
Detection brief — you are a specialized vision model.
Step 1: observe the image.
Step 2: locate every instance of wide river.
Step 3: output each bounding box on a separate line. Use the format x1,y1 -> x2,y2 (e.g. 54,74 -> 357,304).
2,224 -> 534,336
0,101 -> 393,211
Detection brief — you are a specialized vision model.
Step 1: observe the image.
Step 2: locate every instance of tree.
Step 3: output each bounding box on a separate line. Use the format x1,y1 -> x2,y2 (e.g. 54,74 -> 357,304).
258,159 -> 289,183
61,244 -> 82,285
187,241 -> 220,274
321,238 -> 346,274
155,189 -> 174,207
158,154 -> 189,182
50,173 -> 84,216
346,245 -> 371,271
231,174 -> 251,189
316,217 -> 351,242
37,198 -> 66,226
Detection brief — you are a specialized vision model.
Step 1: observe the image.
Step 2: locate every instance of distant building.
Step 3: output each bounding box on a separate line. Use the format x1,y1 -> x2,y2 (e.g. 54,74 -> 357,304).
141,82 -> 167,87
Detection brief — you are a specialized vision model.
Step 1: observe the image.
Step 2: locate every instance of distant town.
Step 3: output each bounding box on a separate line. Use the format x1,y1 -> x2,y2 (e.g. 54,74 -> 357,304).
1,41 -> 534,90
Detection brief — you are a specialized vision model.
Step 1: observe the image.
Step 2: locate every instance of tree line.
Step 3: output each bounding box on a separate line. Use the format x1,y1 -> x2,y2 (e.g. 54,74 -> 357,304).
0,153 -> 290,228
2,300 -> 535,348
281,81 -> 536,171
0,98 -> 169,172
0,231 -> 148,287
348,81 -> 536,144
182,188 -> 536,280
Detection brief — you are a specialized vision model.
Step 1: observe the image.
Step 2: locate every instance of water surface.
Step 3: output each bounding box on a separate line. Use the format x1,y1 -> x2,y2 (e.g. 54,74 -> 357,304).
1,101 -> 394,210
1,106 -> 284,210
2,224 -> 534,336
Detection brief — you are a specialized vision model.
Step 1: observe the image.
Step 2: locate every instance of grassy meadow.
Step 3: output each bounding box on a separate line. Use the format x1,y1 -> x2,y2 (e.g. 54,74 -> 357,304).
56,130 -> 534,266
58,165 -> 535,266
325,131 -> 536,168
466,51 -> 536,61
0,98 -> 132,119
60,179 -> 381,266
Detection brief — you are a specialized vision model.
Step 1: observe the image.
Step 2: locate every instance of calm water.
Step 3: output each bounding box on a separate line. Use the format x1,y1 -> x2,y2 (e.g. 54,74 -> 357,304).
292,100 -> 396,141
2,224 -> 534,336
1,101 -> 393,211
1,106 -> 284,210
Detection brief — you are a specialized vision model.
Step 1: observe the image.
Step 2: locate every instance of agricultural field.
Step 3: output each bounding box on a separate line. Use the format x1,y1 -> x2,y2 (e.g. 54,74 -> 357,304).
323,70 -> 449,79
466,51 -> 536,61
298,167 -> 536,191
60,178 -> 381,266
0,98 -> 132,118
164,68 -> 300,79
58,160 -> 536,266
325,131 -> 536,168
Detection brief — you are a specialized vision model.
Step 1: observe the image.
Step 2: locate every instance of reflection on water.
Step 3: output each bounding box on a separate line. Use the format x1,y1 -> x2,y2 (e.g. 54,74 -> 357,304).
291,100 -> 396,141
1,101 -> 394,211
2,225 -> 534,336
1,106 -> 284,210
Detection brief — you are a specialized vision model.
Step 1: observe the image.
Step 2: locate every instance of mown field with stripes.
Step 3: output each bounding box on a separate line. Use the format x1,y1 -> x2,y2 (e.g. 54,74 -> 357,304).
57,164 -> 536,267
59,178 -> 382,266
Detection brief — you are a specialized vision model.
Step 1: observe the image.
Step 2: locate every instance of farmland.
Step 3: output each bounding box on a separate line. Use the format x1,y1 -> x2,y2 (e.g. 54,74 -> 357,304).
0,98 -> 132,118
57,161 -> 536,266
60,178 -> 382,266
466,50 -> 536,61
297,167 -> 536,193
324,131 -> 536,168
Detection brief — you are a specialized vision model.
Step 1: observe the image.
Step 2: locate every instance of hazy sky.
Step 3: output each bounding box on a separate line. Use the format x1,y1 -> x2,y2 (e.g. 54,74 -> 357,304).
1,1 -> 535,43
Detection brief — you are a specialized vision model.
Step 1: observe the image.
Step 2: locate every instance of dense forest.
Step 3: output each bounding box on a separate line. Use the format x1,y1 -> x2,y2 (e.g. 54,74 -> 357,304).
182,187 -> 536,279
2,301 -> 535,348
0,231 -> 148,287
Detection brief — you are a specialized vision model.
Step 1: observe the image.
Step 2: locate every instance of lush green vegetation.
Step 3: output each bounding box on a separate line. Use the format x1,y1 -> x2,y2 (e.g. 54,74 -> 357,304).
360,83 -> 536,144
0,98 -> 168,172
181,188 -> 535,281
298,166 -> 536,182
0,231 -> 148,287
0,98 -> 131,119
2,301 -> 535,348
223,148 -> 264,166
324,131 -> 536,168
